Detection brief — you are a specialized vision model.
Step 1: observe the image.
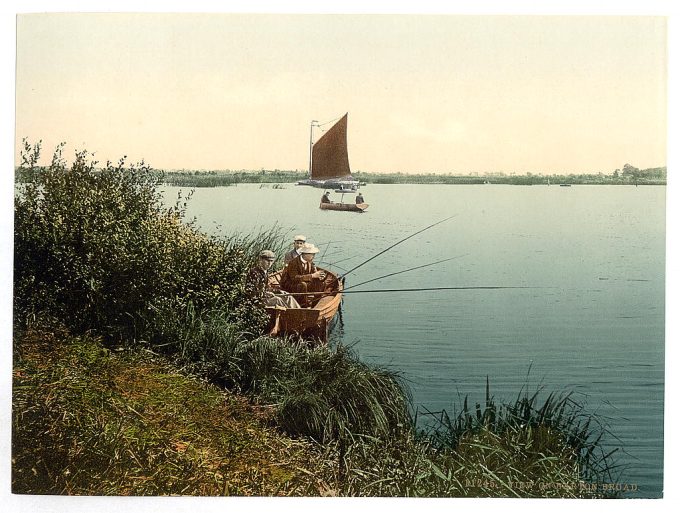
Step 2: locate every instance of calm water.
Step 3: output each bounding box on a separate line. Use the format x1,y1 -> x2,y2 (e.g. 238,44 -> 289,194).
164,183 -> 665,498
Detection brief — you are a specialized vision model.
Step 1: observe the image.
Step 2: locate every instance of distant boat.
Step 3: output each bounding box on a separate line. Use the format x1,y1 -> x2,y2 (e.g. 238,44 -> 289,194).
320,201 -> 368,213
559,183 -> 572,187
297,113 -> 360,190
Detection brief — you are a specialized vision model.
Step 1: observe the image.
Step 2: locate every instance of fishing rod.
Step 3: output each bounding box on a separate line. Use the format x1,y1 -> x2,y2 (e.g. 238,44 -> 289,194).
341,286 -> 543,294
339,214 -> 457,279
275,285 -> 542,298
320,239 -> 338,261
341,254 -> 469,292
322,253 -> 358,265
317,260 -> 351,273
315,240 -> 347,247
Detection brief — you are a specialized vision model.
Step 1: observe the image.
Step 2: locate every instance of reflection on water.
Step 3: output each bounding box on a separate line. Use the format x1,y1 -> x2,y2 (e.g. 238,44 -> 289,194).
164,183 -> 665,498
327,301 -> 346,346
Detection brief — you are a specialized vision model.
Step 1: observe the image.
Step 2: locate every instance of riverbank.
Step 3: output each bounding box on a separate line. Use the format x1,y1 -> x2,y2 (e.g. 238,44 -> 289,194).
13,325 -> 617,497
12,327 -> 329,496
15,165 -> 666,187
154,166 -> 665,187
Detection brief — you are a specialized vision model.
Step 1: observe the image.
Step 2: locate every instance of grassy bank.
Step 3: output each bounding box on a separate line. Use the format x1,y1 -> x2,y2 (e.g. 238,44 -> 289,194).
13,326 -> 617,497
12,327 -> 328,496
13,140 -> 621,497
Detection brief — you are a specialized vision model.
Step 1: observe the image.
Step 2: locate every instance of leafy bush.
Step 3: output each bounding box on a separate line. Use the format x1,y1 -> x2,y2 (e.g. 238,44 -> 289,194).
14,140 -> 269,342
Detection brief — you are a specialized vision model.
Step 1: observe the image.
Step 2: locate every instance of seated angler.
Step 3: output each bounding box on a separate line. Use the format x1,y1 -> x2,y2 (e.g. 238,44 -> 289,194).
279,243 -> 327,307
284,234 -> 306,264
246,250 -> 301,309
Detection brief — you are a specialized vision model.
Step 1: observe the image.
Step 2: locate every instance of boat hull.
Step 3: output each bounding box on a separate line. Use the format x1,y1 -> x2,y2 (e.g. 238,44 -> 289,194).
319,202 -> 368,212
266,268 -> 343,342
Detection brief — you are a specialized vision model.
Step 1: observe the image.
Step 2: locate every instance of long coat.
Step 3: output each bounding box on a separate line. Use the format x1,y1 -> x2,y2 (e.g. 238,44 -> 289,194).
279,256 -> 317,293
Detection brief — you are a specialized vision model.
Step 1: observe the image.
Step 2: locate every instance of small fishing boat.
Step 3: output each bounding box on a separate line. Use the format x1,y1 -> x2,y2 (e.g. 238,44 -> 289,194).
559,183 -> 572,187
297,113 -> 360,191
266,268 -> 343,342
320,201 -> 368,212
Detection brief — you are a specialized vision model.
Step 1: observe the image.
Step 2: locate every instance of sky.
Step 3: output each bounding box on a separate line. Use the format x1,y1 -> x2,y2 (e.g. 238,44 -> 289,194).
14,13 -> 667,175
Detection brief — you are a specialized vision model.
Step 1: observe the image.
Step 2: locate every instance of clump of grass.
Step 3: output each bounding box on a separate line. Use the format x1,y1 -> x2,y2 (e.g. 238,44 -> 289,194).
266,342 -> 411,442
417,378 -> 620,497
148,307 -> 411,443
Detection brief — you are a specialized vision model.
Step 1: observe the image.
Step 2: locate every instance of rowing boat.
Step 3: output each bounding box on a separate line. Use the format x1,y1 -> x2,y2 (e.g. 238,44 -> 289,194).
320,201 -> 368,213
265,268 -> 343,342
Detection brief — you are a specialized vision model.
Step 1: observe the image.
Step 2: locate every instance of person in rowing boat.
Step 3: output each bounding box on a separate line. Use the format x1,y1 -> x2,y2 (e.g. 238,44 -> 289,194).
279,243 -> 327,307
355,191 -> 364,204
321,191 -> 331,204
284,234 -> 306,264
247,250 -> 301,309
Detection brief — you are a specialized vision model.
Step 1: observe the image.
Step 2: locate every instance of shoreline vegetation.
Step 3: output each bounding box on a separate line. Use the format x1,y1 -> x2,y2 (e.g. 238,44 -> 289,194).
16,164 -> 666,188
160,164 -> 664,187
13,140 -> 623,497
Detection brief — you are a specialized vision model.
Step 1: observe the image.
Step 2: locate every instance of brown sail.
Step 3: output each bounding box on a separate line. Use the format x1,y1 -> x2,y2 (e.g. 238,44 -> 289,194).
311,113 -> 352,180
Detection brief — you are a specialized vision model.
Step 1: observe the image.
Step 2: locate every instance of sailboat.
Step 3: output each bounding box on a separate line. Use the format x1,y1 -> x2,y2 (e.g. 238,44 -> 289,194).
297,113 -> 361,191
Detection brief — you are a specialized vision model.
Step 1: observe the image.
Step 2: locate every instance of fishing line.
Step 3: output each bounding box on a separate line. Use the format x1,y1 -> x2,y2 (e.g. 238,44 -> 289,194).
342,254 -> 469,292
275,285 -> 545,298
317,261 -> 350,273
340,214 -> 457,279
329,253 -> 359,265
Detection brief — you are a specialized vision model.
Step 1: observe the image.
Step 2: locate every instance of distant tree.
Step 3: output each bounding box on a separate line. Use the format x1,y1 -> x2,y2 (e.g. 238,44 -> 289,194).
621,163 -> 639,177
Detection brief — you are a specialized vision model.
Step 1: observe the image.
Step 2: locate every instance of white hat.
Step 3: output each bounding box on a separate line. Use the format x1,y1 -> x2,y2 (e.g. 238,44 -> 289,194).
259,250 -> 275,260
293,234 -> 306,242
299,243 -> 319,254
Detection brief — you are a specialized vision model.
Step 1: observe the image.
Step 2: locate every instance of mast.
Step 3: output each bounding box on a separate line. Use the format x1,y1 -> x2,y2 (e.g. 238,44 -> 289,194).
308,120 -> 318,178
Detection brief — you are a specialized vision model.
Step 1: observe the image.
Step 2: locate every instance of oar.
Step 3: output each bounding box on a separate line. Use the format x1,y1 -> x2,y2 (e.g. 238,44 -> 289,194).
342,254 -> 469,292
339,215 -> 457,279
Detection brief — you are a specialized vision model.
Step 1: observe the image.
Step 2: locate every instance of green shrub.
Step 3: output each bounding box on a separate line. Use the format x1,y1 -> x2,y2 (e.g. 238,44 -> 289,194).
14,140 -> 268,342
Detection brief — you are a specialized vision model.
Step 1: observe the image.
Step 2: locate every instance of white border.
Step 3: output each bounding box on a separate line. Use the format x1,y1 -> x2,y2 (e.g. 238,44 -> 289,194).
2,2 -> 678,513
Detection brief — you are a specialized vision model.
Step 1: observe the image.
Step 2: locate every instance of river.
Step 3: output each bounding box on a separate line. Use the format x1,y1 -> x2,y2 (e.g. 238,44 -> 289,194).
162,182 -> 665,498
